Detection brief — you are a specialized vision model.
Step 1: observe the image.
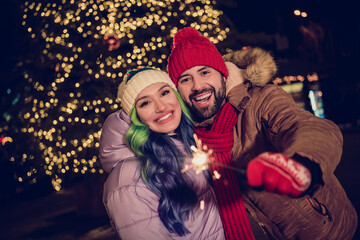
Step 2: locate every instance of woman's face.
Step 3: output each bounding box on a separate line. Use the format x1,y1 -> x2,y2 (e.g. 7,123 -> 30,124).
135,82 -> 182,134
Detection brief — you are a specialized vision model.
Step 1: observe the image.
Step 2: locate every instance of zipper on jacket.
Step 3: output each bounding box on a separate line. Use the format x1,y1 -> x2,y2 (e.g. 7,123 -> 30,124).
306,198 -> 333,223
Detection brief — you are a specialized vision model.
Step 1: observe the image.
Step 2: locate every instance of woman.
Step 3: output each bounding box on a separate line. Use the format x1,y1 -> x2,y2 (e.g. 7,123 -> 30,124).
99,66 -> 225,240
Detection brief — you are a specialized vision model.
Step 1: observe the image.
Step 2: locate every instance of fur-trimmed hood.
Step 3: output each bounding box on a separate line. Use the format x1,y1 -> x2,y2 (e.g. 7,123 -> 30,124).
223,48 -> 277,92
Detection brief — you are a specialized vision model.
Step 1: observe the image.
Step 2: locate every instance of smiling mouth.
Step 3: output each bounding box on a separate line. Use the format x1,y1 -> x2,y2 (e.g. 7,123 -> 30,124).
192,92 -> 212,105
156,112 -> 173,122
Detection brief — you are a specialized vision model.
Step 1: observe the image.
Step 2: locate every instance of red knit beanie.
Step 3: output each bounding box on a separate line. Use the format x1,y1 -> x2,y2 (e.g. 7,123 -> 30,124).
167,27 -> 228,86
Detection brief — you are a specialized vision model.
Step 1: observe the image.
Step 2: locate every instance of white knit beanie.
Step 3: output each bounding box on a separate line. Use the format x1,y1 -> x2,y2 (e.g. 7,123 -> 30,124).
117,67 -> 176,115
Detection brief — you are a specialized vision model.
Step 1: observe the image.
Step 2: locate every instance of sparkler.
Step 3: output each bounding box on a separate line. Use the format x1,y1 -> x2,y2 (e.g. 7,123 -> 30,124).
182,134 -> 247,180
182,134 -> 213,174
184,134 -> 247,211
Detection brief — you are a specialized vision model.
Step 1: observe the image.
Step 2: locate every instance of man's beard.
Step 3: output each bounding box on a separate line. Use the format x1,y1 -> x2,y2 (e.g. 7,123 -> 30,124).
186,79 -> 226,122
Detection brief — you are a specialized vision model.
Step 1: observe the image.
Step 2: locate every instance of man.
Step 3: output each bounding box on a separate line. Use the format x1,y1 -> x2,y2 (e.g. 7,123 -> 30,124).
167,27 -> 357,240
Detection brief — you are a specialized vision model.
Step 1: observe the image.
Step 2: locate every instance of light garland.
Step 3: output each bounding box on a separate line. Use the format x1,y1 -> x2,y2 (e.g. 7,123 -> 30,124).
17,0 -> 229,191
273,72 -> 319,85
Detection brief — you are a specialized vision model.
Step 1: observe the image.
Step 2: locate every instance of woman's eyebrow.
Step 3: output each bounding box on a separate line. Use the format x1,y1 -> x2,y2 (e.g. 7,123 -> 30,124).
135,84 -> 169,104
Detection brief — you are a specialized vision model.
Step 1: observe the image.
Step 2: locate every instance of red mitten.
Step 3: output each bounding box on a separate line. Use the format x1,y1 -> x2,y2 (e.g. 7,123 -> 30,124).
246,152 -> 312,197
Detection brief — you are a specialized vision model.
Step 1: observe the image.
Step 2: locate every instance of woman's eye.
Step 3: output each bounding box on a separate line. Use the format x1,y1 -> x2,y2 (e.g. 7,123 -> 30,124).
139,101 -> 149,108
161,90 -> 170,96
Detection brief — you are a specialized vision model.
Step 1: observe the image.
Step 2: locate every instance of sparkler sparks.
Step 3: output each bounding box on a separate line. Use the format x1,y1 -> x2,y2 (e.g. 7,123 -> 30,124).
200,200 -> 205,210
213,170 -> 221,179
183,134 -> 246,211
182,134 -> 213,174
182,134 -> 247,180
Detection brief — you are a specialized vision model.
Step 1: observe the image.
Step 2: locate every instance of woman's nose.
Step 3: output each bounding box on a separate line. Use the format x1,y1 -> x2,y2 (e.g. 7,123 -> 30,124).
154,99 -> 166,112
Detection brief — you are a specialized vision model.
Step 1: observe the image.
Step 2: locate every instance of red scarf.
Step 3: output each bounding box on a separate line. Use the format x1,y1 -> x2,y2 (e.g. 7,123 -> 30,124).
195,102 -> 254,240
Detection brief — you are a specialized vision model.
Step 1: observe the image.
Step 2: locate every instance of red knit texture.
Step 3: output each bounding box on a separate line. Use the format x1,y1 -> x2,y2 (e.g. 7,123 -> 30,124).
195,103 -> 254,240
167,27 -> 228,85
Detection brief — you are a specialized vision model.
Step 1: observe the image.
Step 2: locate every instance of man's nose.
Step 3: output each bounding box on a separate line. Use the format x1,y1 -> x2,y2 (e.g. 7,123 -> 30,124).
192,77 -> 204,91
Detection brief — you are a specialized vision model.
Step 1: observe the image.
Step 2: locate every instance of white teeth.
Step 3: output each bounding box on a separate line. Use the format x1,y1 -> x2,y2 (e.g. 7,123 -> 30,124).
194,93 -> 211,102
157,113 -> 172,122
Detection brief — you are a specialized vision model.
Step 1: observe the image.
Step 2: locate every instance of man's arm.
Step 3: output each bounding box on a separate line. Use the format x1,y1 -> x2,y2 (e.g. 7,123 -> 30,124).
248,85 -> 343,195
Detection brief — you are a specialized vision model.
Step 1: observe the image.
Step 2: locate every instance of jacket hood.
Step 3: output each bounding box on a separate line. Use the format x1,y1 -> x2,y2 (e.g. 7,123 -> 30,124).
223,47 -> 277,87
99,110 -> 136,173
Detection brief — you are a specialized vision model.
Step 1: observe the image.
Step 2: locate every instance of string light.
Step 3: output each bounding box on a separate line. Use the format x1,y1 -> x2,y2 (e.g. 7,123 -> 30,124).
273,73 -> 319,85
16,0 -> 229,191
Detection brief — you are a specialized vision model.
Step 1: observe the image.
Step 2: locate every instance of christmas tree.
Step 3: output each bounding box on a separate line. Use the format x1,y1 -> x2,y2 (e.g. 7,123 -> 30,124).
1,0 -> 232,194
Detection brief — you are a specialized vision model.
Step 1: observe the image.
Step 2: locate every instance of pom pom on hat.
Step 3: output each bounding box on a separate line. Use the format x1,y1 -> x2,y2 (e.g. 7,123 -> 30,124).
172,27 -> 202,48
167,27 -> 228,85
117,66 -> 176,115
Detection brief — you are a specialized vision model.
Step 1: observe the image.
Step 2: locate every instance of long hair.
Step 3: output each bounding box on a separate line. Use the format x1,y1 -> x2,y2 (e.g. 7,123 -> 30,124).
125,89 -> 198,236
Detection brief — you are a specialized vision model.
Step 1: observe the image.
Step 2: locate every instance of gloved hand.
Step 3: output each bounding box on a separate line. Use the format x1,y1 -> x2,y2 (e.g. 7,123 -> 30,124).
246,152 -> 312,197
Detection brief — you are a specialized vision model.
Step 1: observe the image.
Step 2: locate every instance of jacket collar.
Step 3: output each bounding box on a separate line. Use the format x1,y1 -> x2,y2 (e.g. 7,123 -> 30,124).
227,81 -> 252,113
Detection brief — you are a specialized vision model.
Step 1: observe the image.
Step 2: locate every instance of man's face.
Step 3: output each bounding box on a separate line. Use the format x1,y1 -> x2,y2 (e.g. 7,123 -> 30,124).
177,66 -> 226,121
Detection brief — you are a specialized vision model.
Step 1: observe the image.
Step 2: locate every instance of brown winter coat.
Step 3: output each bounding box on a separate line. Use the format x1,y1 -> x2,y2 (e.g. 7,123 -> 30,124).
215,49 -> 357,240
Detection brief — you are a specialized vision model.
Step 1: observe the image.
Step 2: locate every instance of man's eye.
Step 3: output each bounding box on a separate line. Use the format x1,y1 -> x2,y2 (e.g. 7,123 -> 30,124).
179,77 -> 190,84
201,70 -> 210,76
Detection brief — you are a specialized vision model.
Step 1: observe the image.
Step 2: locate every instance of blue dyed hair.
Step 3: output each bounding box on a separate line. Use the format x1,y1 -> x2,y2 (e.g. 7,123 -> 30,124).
125,88 -> 198,236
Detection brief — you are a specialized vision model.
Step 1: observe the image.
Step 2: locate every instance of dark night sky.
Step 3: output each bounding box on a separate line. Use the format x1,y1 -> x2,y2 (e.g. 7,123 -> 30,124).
218,1 -> 359,60
219,1 -> 358,31
1,0 -> 359,123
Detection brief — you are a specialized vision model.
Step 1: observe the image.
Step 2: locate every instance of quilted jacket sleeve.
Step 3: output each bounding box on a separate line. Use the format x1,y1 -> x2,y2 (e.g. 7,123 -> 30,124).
99,110 -> 136,173
106,187 -> 173,240
103,160 -> 174,240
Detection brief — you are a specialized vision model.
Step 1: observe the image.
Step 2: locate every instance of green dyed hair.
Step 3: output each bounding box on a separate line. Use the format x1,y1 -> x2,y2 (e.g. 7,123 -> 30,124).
125,88 -> 192,156
124,87 -> 198,236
